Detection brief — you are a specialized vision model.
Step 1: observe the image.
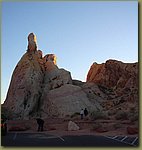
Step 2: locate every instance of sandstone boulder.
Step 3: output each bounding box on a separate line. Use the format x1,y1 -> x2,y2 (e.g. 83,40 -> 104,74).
68,121 -> 80,131
127,126 -> 138,135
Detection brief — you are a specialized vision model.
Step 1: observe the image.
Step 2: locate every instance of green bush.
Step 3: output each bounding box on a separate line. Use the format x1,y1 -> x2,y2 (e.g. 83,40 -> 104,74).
90,110 -> 108,120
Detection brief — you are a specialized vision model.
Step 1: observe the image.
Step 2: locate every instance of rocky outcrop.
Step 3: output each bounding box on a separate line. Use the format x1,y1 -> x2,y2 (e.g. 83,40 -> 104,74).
43,53 -> 72,90
87,60 -> 138,89
86,60 -> 138,104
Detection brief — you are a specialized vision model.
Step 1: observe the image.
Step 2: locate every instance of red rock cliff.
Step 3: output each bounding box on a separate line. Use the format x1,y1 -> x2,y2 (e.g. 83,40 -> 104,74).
87,59 -> 138,90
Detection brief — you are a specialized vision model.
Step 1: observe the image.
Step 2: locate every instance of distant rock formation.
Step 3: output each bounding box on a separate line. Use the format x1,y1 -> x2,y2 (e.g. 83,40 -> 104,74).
87,60 -> 138,96
87,60 -> 138,89
86,60 -> 138,110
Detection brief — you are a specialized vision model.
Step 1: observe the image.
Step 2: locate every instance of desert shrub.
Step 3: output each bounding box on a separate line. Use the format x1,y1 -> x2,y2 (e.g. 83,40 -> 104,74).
129,112 -> 139,122
115,110 -> 128,120
71,112 -> 80,118
90,110 -> 108,120
128,107 -> 139,122
108,110 -> 117,116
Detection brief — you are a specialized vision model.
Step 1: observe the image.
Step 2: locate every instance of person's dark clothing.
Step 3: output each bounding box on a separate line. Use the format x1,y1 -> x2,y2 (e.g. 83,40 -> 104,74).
36,118 -> 44,131
84,108 -> 88,117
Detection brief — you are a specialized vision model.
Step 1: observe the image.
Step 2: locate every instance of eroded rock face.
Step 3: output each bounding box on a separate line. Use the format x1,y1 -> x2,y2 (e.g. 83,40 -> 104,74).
41,84 -> 97,118
4,52 -> 44,119
86,59 -> 138,111
87,60 -> 138,89
43,53 -> 72,90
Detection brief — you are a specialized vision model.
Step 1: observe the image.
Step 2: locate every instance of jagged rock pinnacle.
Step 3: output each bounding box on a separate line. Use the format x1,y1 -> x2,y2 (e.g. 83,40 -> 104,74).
27,33 -> 37,52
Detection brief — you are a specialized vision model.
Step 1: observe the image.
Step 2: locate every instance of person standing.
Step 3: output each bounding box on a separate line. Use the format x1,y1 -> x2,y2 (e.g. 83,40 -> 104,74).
80,109 -> 84,119
36,118 -> 44,132
84,108 -> 88,117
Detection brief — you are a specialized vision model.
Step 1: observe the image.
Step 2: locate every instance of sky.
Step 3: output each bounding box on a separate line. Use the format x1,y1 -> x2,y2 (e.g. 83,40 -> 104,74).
1,1 -> 138,104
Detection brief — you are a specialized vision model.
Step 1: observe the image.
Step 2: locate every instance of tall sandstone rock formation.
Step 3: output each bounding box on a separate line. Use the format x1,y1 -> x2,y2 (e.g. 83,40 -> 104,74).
4,33 -> 44,118
3,33 -> 138,120
3,33 -> 96,119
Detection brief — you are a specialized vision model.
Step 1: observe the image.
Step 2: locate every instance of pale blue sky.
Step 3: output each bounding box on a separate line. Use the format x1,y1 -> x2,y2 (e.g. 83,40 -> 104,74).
1,1 -> 138,104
